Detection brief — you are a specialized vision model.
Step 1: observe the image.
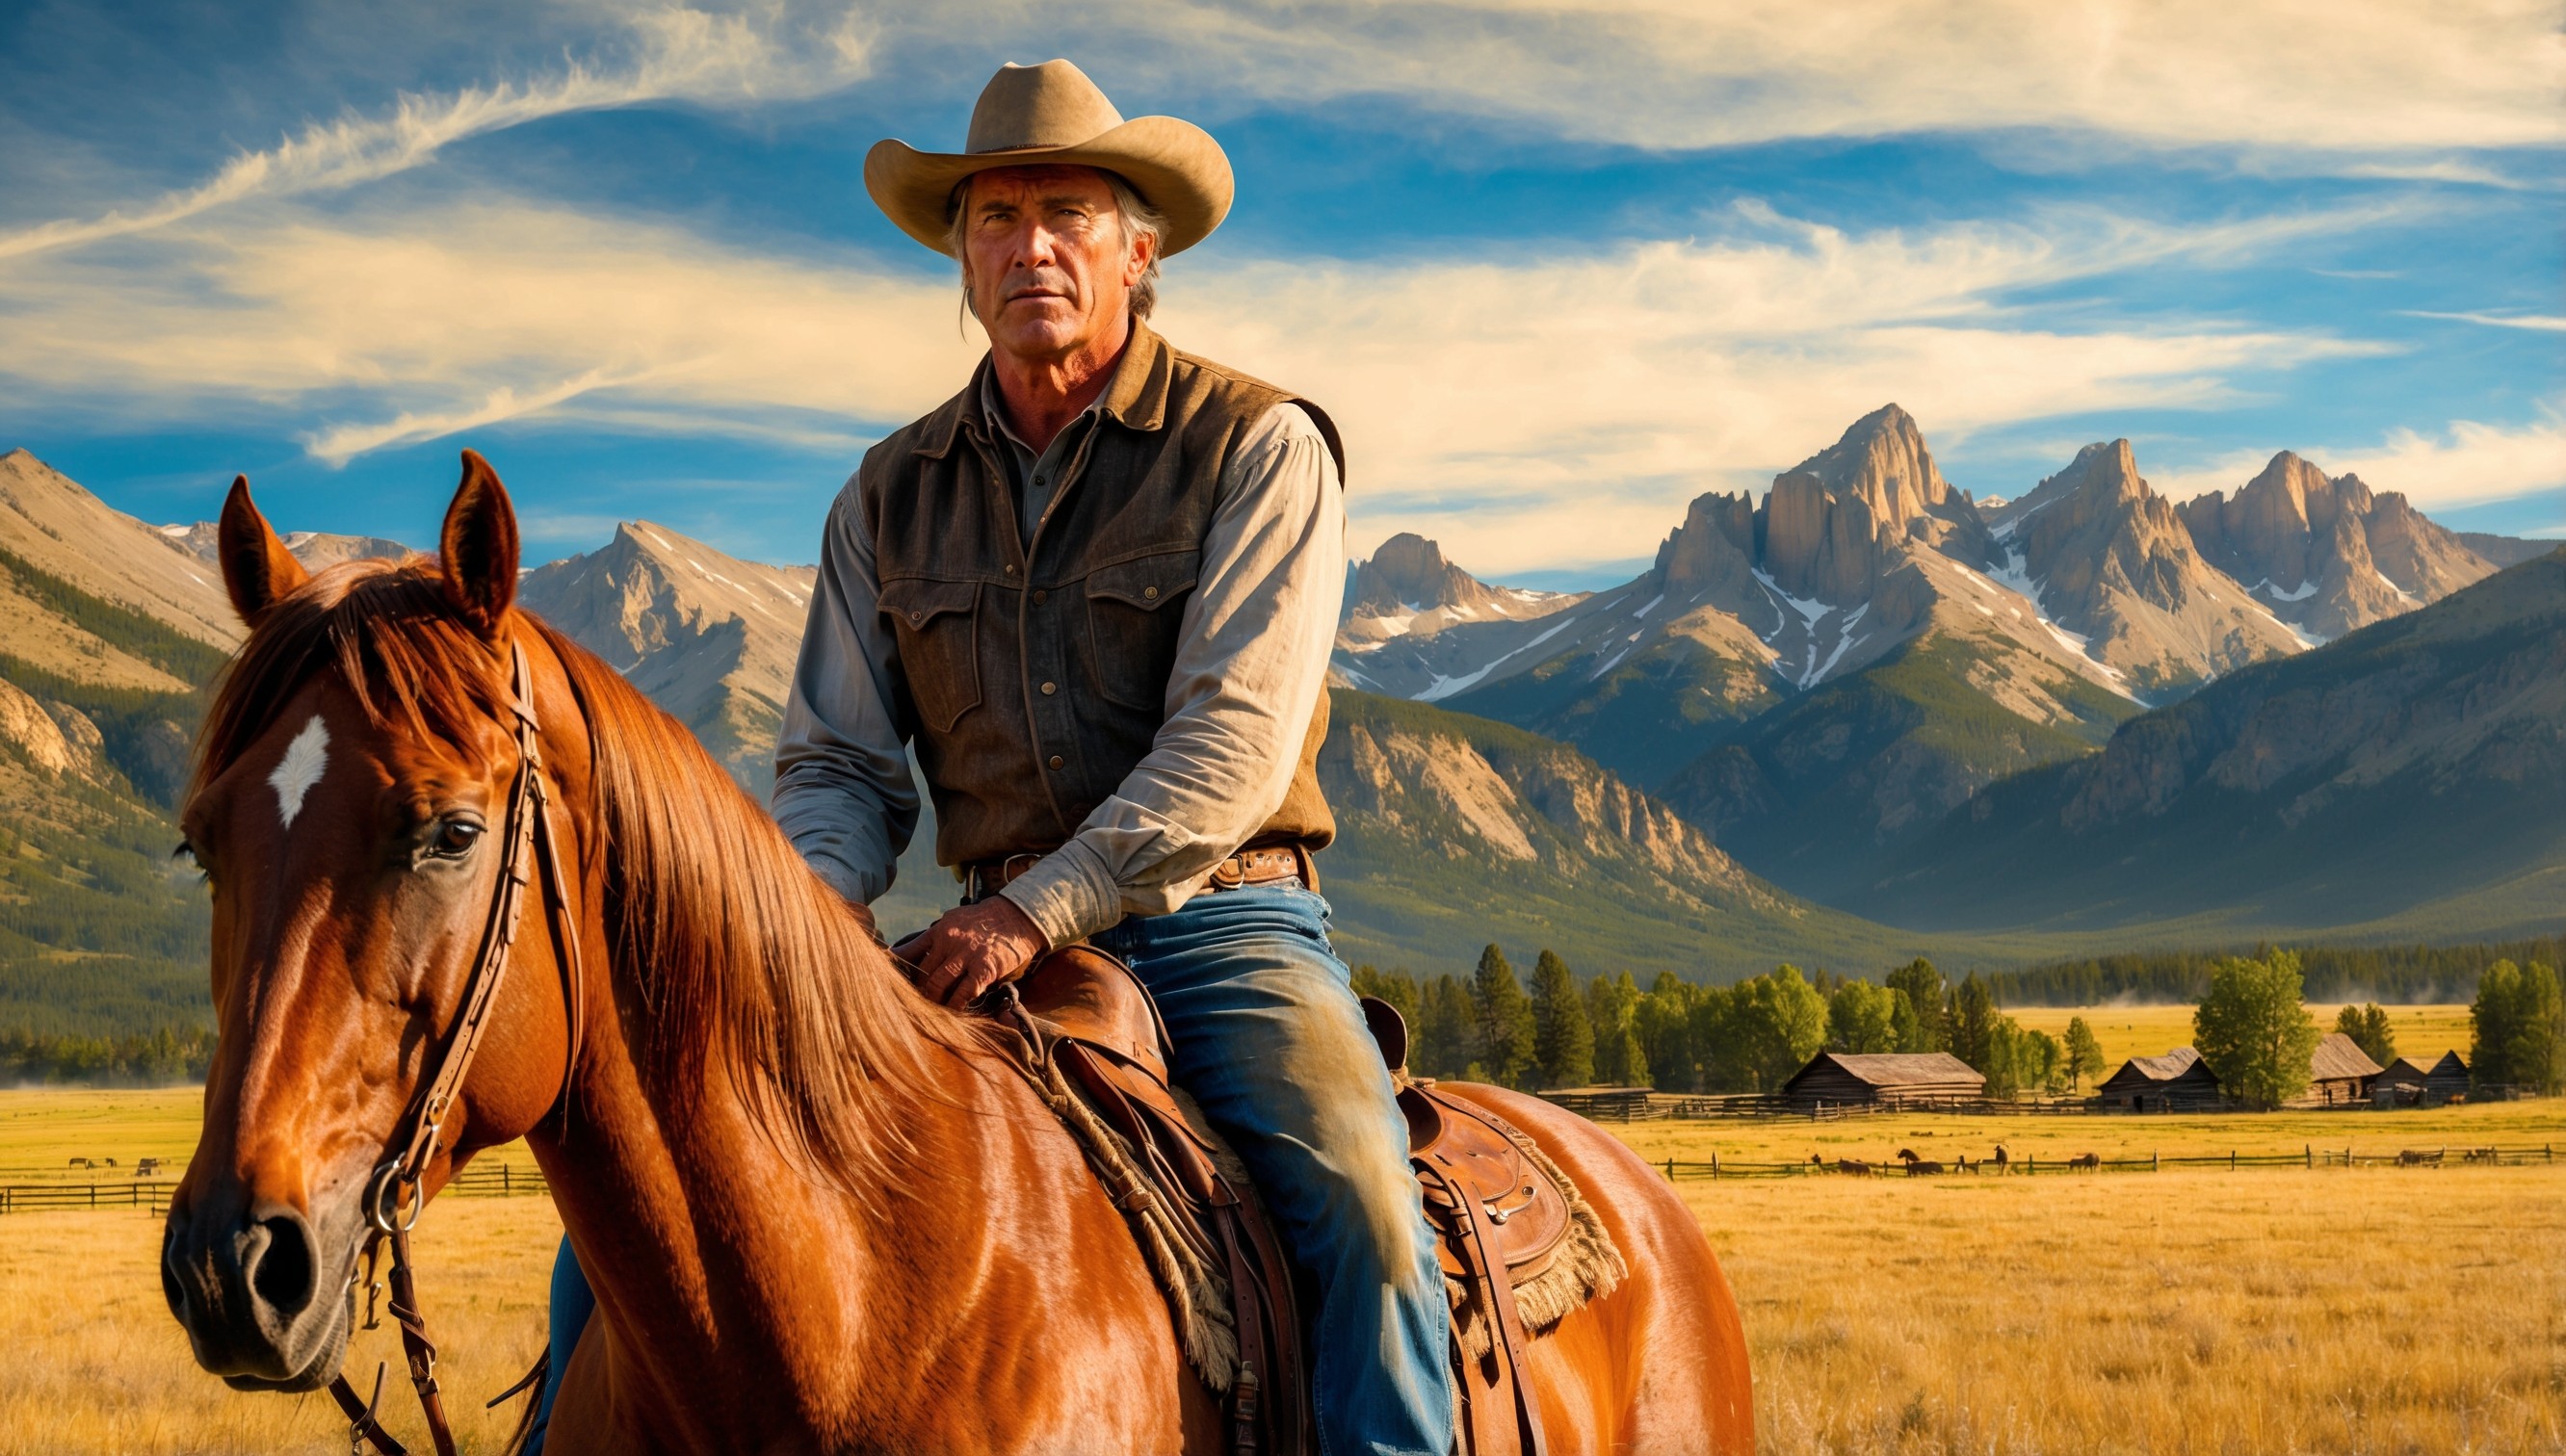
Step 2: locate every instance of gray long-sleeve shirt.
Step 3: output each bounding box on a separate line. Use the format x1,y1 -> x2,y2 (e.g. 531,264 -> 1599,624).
772,369 -> 1344,949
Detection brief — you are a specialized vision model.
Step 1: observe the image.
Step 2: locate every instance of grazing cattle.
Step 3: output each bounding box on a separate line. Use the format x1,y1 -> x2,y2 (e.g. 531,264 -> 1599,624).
67,1157 -> 91,1169
2067,1153 -> 2101,1171
1896,1148 -> 1945,1176
1811,1155 -> 1874,1177
2397,1149 -> 2445,1166
137,1157 -> 163,1176
2462,1148 -> 2498,1164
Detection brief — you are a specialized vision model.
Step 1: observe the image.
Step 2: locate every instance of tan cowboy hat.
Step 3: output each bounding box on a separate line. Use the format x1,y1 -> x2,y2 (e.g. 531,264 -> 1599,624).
865,60 -> 1233,258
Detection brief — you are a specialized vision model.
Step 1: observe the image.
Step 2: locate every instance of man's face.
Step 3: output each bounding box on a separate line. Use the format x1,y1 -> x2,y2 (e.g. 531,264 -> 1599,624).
958,166 -> 1150,364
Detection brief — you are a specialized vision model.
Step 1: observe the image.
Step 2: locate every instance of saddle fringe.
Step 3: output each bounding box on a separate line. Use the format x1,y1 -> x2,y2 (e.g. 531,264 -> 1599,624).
1446,1113 -> 1629,1365
1038,1053 -> 1244,1391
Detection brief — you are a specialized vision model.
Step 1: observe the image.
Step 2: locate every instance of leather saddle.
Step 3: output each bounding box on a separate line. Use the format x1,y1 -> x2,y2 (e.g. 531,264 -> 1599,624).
999,947 -> 1569,1456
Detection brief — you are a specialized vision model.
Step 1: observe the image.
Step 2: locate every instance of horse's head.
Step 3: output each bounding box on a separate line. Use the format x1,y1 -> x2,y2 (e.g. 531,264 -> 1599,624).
163,454 -> 586,1390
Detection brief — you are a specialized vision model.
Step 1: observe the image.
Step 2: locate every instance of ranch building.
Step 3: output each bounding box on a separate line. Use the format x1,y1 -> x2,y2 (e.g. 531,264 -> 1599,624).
1780,1052 -> 1984,1109
2375,1051 -> 2470,1106
2304,1032 -> 2384,1105
2096,1047 -> 2225,1111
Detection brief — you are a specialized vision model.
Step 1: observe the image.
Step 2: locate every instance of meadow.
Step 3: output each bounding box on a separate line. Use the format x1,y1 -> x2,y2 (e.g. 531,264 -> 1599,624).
2,1085 -> 2559,1453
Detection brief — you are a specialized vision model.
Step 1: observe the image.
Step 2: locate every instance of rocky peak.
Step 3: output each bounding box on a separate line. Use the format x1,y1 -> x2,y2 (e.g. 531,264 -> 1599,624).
1755,404 -> 1996,602
163,520 -> 413,571
2177,453 -> 2495,640
1651,491 -> 1758,599
1347,533 -> 1496,617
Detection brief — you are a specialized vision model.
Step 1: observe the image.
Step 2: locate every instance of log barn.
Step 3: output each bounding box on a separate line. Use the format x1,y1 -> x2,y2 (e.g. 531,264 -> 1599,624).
2375,1051 -> 2470,1105
2096,1047 -> 2225,1111
1780,1052 -> 1984,1108
2305,1032 -> 2384,1105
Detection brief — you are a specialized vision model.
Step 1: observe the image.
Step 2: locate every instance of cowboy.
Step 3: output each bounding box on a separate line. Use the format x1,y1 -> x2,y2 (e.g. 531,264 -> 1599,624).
791,59 -> 1447,1453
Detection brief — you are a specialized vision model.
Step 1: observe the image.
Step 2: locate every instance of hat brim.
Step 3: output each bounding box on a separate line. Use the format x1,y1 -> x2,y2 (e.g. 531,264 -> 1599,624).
864,115 -> 1234,258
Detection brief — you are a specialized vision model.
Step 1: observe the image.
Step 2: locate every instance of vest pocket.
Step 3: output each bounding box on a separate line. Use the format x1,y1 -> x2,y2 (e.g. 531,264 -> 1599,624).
1084,552 -> 1199,711
879,578 -> 982,732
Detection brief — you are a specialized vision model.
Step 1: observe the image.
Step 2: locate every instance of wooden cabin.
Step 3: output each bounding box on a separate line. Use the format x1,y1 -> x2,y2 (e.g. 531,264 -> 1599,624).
2375,1051 -> 2470,1106
2304,1032 -> 2384,1105
2096,1047 -> 2225,1111
1780,1052 -> 1984,1108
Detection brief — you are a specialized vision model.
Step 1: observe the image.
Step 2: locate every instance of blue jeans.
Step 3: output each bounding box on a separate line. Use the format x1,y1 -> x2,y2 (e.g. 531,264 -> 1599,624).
532,883 -> 1451,1456
1094,883 -> 1453,1456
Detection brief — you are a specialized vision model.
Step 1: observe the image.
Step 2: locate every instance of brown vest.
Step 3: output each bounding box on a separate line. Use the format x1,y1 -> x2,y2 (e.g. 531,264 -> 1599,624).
859,323 -> 1343,870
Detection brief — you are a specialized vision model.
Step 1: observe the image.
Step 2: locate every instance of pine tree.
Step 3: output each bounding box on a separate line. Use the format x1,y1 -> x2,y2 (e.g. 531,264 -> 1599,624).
1949,972 -> 2000,1071
1529,949 -> 1594,1089
1471,944 -> 1537,1087
1584,972 -> 1650,1087
1414,974 -> 1476,1079
1886,958 -> 1949,1053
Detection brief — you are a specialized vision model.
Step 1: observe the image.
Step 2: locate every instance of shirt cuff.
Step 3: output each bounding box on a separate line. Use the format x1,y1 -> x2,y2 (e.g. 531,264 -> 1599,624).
997,838 -> 1123,948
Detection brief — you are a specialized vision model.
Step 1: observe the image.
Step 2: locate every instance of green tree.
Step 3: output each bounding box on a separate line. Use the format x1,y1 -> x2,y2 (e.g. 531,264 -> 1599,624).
2193,950 -> 2321,1109
1949,972 -> 2001,1072
2062,1016 -> 2106,1092
1726,965 -> 1829,1090
1825,979 -> 1900,1053
1634,972 -> 1706,1091
2332,1001 -> 2397,1068
1584,972 -> 1649,1087
1885,958 -> 1949,1053
2473,960 -> 2566,1095
1471,944 -> 1537,1088
1413,974 -> 1476,1079
1350,965 -> 1420,1032
1529,949 -> 1595,1089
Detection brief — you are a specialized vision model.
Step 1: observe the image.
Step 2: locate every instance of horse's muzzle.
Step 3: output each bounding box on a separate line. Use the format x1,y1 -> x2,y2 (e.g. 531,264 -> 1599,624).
162,1185 -> 352,1391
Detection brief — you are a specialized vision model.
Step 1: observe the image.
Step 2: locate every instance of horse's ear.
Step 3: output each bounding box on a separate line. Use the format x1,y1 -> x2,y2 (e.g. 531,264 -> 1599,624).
437,449 -> 519,637
216,475 -> 310,629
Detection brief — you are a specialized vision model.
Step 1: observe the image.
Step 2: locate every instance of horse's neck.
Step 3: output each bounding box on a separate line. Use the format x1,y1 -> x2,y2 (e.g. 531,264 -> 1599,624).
524,958 -> 1005,1444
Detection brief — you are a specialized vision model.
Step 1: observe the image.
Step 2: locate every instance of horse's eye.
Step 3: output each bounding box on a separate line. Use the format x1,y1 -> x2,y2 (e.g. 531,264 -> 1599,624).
427,819 -> 484,859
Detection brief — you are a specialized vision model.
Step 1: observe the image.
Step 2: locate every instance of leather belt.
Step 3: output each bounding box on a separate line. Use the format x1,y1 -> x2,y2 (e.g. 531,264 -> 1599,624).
962,841 -> 1319,904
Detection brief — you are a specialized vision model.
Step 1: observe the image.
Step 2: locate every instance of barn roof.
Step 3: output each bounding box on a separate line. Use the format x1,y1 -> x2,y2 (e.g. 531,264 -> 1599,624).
1782,1052 -> 1984,1090
2111,1047 -> 2202,1083
2310,1032 -> 2383,1082
2384,1051 -> 2468,1079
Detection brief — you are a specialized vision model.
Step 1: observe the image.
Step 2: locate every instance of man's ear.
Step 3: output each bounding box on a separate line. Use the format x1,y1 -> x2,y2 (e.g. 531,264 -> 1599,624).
216,476 -> 310,629
437,449 -> 519,637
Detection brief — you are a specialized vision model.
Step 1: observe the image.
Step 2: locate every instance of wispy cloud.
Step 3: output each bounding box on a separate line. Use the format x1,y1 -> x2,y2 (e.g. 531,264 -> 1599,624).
300,367 -> 659,465
0,5 -> 871,261
891,0 -> 2566,155
2402,310 -> 2566,332
2146,402 -> 2566,510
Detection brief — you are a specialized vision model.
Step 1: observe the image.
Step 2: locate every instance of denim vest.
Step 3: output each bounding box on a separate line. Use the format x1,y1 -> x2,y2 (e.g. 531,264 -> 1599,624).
859,324 -> 1343,868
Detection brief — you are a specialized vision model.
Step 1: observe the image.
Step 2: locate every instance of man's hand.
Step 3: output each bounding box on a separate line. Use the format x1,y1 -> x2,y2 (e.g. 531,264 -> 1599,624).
895,895 -> 1050,1008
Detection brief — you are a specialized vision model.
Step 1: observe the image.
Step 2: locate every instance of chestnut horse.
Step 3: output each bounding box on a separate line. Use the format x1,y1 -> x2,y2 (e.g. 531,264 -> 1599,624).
160,455 -> 1754,1453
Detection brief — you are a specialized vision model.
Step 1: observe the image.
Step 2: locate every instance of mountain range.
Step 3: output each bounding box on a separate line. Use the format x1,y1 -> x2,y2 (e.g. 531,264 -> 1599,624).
0,425 -> 2552,1036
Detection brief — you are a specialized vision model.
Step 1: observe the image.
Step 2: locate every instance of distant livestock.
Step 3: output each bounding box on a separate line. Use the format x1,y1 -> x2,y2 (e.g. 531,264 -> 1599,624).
1810,1155 -> 1875,1177
2067,1153 -> 2101,1171
1896,1148 -> 1945,1176
2397,1149 -> 2446,1167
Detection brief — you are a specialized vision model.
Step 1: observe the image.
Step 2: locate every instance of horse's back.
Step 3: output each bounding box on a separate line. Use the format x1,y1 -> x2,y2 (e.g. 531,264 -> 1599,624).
1433,1082 -> 1754,1456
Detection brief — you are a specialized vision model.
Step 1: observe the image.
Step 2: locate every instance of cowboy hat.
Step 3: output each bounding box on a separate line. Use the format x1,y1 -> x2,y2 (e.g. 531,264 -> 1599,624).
865,60 -> 1233,258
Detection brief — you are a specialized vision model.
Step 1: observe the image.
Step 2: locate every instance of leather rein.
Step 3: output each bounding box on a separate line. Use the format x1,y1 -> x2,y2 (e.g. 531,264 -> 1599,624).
325,639 -> 588,1456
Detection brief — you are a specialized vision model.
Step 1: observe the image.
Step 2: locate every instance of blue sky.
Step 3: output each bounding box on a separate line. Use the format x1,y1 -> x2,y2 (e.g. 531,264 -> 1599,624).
1,1 -> 2558,586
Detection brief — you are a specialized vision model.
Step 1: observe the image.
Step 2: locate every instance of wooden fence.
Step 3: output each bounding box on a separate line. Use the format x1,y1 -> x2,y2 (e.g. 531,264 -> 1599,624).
1653,1143 -> 2559,1181
0,1162 -> 549,1215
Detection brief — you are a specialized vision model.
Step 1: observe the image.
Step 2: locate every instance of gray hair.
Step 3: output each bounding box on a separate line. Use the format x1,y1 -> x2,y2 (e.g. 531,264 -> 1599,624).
948,169 -> 1166,323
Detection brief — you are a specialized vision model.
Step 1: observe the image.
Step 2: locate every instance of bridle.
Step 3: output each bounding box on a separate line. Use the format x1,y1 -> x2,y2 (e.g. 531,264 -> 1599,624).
323,639 -> 588,1456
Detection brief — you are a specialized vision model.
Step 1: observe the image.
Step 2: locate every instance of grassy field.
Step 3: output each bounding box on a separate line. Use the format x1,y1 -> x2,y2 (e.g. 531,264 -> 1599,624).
2,1085 -> 2560,1453
2008,1002 -> 2474,1074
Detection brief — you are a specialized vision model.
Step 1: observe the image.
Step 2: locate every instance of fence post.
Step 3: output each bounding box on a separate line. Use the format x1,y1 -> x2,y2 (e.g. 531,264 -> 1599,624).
2230,1150 -> 2236,1170
1664,1157 -> 1674,1182
1712,1154 -> 1719,1180
2305,1144 -> 2312,1169
504,1165 -> 511,1196
2152,1150 -> 2159,1172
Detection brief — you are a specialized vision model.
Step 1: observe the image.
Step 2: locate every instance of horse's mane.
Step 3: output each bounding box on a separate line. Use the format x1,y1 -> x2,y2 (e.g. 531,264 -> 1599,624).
193,558 -> 968,1194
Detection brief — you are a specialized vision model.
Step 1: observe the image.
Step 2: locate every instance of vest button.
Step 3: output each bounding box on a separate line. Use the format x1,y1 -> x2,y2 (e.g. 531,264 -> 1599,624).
908,610 -> 923,623
1032,589 -> 1048,605
1142,585 -> 1160,600
1004,563 -> 1017,576
1047,754 -> 1064,770
1040,681 -> 1057,695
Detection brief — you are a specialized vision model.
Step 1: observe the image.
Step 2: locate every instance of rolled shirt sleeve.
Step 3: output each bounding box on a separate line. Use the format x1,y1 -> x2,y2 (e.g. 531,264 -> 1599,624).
772,471 -> 922,906
998,403 -> 1345,947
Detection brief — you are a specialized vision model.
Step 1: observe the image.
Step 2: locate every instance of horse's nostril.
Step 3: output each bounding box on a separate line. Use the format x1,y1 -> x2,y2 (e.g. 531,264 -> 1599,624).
248,1212 -> 317,1317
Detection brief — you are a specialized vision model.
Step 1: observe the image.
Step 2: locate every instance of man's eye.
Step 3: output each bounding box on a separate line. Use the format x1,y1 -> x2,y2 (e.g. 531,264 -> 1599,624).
426,819 -> 484,859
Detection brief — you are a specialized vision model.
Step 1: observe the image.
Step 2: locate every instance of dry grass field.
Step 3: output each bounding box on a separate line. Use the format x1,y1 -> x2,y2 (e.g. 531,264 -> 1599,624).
2,1081 -> 2559,1453
2008,1003 -> 2474,1075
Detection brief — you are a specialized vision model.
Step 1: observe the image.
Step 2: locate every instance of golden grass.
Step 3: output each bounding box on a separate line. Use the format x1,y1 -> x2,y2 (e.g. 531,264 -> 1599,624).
2008,1003 -> 2475,1074
3,1089 -> 2560,1453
